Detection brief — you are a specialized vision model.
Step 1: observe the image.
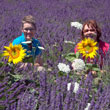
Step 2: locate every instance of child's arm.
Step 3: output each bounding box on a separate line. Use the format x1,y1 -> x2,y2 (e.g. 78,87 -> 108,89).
34,55 -> 43,66
34,55 -> 45,72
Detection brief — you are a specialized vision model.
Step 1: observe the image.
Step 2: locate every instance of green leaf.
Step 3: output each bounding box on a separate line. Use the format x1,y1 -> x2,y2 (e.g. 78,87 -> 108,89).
58,71 -> 67,77
64,53 -> 76,62
76,52 -> 80,58
0,53 -> 3,59
23,55 -> 33,63
85,63 -> 93,70
86,63 -> 93,67
66,57 -> 76,62
85,66 -> 90,71
89,94 -> 93,98
92,67 -> 100,71
92,87 -> 98,93
29,88 -> 36,93
8,73 -> 23,81
0,62 -> 4,67
92,64 -> 99,68
64,53 -> 76,56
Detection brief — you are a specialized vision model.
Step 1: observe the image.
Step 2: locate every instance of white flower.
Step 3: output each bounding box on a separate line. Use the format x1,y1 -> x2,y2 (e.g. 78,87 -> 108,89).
72,59 -> 85,71
57,63 -> 70,73
84,103 -> 91,110
38,46 -> 45,50
64,40 -> 75,45
67,82 -> 79,93
73,82 -> 79,93
67,83 -> 71,91
70,22 -> 83,30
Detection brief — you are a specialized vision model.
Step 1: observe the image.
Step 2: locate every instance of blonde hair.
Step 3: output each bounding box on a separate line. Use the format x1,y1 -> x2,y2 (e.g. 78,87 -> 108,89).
22,15 -> 36,29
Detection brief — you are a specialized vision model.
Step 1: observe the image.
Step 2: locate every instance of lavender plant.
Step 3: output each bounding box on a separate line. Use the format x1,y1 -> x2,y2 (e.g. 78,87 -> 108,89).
0,0 -> 110,109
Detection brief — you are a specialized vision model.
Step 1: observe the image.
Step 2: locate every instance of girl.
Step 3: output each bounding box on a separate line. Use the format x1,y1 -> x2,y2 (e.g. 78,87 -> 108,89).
74,20 -> 109,69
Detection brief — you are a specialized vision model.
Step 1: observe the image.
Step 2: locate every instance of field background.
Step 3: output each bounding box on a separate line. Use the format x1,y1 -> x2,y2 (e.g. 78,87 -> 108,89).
0,0 -> 110,110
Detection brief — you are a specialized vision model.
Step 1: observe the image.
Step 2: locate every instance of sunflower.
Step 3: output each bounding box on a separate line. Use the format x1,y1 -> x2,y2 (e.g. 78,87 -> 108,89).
3,43 -> 26,64
77,38 -> 98,59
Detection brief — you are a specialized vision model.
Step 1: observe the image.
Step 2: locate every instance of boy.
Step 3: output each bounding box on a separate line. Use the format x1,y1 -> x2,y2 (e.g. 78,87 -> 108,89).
13,15 -> 44,71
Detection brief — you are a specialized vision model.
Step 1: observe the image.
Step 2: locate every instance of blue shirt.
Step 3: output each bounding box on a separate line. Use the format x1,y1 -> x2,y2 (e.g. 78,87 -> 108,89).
12,33 -> 42,57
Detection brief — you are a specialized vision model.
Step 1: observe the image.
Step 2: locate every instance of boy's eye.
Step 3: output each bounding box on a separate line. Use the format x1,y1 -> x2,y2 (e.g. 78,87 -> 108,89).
24,28 -> 35,31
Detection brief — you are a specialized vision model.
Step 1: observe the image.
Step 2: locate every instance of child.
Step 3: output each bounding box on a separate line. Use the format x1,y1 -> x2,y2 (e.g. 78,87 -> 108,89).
13,15 -> 44,71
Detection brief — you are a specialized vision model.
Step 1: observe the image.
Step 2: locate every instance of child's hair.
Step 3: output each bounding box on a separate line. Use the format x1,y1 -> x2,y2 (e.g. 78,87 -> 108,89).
81,20 -> 101,42
22,15 -> 36,29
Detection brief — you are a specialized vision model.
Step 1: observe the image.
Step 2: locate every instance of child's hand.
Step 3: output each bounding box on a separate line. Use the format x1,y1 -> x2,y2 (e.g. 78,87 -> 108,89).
19,63 -> 28,69
90,59 -> 94,64
36,66 -> 45,72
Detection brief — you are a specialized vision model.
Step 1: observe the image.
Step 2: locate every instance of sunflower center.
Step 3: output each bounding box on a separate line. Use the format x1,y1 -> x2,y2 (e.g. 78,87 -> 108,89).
10,48 -> 20,59
84,45 -> 93,53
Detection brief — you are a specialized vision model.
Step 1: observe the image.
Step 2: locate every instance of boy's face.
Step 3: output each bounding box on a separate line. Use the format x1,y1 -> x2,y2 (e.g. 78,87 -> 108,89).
83,24 -> 97,40
22,22 -> 36,41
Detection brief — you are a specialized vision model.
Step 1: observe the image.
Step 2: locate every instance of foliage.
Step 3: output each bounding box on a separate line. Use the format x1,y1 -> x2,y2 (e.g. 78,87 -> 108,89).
0,0 -> 110,109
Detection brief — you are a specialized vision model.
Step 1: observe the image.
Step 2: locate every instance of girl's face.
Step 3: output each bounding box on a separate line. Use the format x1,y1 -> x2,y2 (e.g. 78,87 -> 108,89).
22,22 -> 36,41
83,24 -> 97,40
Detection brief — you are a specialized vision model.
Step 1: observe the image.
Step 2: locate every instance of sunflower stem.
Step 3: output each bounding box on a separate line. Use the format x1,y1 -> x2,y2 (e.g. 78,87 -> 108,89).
32,42 -> 36,77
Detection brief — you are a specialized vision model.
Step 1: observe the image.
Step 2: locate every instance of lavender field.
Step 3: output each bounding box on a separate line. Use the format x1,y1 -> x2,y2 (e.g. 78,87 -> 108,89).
0,0 -> 110,110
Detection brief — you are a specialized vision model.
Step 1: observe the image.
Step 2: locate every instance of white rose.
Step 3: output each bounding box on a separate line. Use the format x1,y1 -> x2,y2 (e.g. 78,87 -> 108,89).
57,63 -> 70,74
72,59 -> 85,72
